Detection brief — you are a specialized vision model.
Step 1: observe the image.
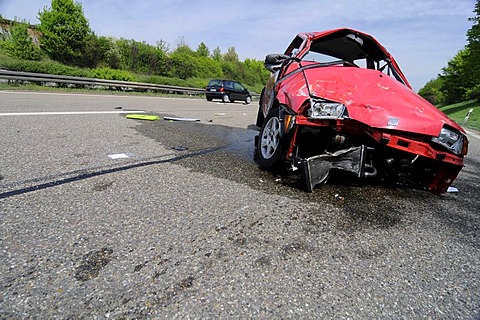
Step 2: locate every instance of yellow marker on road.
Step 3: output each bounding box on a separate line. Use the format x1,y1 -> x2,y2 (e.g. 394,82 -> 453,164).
126,114 -> 159,121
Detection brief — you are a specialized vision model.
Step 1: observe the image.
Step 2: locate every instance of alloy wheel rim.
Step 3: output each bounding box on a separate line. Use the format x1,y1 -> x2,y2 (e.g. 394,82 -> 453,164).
260,117 -> 280,159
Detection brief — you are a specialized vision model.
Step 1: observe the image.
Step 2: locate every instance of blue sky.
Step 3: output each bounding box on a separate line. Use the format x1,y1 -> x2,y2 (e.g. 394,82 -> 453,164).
0,0 -> 475,91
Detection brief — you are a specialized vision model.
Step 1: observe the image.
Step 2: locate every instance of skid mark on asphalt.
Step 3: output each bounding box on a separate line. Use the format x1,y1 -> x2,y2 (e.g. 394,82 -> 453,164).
0,146 -> 226,200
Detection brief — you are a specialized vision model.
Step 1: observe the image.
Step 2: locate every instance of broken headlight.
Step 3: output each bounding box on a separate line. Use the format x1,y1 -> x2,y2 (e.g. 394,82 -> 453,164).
431,127 -> 466,155
308,99 -> 346,119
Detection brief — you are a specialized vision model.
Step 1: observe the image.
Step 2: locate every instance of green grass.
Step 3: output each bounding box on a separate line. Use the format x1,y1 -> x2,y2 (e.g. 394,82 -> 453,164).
438,100 -> 480,131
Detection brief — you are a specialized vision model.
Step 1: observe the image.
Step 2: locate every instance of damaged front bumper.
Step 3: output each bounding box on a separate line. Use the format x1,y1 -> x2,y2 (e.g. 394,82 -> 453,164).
300,145 -> 376,192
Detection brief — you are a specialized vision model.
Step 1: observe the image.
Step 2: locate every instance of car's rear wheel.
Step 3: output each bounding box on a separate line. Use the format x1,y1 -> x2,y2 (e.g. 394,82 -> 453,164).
256,108 -> 283,169
206,97 -> 213,101
222,94 -> 230,103
245,96 -> 252,104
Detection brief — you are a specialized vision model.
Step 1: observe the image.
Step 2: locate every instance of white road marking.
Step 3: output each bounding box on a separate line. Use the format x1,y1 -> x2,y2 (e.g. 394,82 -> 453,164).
0,111 -> 146,116
0,90 -> 199,100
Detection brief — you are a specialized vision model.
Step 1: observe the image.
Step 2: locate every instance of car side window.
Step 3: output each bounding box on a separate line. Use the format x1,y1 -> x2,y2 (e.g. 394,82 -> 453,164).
225,81 -> 234,89
234,82 -> 244,91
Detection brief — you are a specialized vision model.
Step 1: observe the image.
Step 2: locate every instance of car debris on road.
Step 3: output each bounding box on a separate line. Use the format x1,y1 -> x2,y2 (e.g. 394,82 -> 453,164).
126,114 -> 159,121
164,116 -> 200,122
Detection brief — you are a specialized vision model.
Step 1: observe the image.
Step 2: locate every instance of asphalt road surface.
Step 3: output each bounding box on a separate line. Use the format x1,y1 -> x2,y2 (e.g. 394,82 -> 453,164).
1,91 -> 479,318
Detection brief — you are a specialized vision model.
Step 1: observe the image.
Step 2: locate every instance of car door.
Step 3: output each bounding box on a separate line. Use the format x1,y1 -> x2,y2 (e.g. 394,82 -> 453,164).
233,82 -> 247,101
224,80 -> 234,99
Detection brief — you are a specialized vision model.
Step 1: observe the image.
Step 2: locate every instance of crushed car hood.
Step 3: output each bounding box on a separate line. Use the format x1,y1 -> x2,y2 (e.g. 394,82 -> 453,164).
304,66 -> 462,136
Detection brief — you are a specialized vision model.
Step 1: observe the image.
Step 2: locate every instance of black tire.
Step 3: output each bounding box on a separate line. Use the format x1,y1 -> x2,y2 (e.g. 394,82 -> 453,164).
222,94 -> 230,103
256,108 -> 284,170
206,97 -> 213,101
245,96 -> 252,104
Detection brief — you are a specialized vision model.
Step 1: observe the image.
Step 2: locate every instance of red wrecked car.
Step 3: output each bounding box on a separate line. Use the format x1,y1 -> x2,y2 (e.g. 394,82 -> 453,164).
255,28 -> 468,194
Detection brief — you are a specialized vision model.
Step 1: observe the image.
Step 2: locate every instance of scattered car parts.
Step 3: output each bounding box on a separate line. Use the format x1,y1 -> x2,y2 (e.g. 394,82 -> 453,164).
126,114 -> 159,121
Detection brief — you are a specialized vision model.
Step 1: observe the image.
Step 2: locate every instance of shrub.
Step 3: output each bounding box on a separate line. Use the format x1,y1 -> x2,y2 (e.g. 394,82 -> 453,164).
466,84 -> 480,101
0,53 -> 91,77
140,75 -> 190,87
2,21 -> 41,60
38,0 -> 93,66
91,67 -> 136,81
116,38 -> 168,75
168,51 -> 196,79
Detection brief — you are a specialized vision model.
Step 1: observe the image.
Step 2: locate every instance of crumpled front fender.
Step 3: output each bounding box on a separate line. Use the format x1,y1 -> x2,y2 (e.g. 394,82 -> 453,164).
275,74 -> 310,112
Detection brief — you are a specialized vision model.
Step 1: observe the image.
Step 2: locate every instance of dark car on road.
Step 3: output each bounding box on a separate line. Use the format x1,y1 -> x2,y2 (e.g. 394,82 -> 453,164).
205,79 -> 252,104
255,28 -> 468,194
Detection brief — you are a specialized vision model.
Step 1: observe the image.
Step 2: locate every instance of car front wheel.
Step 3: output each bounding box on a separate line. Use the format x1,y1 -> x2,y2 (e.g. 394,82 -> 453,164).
245,96 -> 252,104
256,108 -> 283,169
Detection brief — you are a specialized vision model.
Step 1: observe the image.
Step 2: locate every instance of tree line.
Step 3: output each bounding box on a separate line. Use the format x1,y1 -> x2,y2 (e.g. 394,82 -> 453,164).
0,0 -> 269,92
3,0 -> 477,102
419,0 -> 480,105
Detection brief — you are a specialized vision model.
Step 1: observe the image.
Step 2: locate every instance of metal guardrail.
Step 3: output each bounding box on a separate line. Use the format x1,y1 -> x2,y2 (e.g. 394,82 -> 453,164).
0,69 -> 206,95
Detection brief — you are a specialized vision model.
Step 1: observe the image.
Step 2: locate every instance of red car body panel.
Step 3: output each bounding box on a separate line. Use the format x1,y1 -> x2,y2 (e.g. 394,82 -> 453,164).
276,65 -> 464,136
